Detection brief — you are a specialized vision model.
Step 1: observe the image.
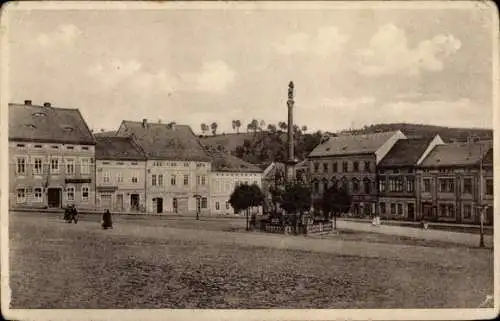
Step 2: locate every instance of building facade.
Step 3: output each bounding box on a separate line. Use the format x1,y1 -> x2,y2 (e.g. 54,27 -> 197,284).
116,119 -> 212,214
307,131 -> 406,217
9,101 -> 96,210
95,136 -> 147,212
377,135 -> 444,221
208,152 -> 263,215
417,141 -> 493,224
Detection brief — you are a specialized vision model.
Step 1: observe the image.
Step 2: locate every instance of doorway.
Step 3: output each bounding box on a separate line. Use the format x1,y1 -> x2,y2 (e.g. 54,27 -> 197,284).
130,194 -> 139,211
100,194 -> 112,211
47,188 -> 61,208
422,202 -> 433,220
173,198 -> 178,213
196,197 -> 201,213
154,197 -> 163,214
116,194 -> 124,212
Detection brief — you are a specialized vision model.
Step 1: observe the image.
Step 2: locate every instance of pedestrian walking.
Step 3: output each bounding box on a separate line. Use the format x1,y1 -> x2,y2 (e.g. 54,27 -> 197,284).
102,209 -> 113,230
71,205 -> 79,224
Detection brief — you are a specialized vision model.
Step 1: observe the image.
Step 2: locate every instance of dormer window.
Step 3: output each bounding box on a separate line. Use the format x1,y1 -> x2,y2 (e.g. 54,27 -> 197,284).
67,146 -> 74,150
62,125 -> 74,132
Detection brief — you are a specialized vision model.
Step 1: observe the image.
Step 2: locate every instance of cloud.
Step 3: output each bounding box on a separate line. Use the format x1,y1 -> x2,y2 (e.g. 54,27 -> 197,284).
274,26 -> 349,57
354,24 -> 461,76
36,24 -> 82,48
193,60 -> 236,93
87,59 -> 235,95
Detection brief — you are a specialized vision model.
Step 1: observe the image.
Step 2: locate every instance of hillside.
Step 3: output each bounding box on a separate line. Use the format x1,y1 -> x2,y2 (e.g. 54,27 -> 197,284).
342,123 -> 493,142
200,123 -> 493,165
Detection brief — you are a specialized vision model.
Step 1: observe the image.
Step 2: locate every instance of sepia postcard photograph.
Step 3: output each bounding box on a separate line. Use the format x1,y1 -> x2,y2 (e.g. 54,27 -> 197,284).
1,1 -> 498,320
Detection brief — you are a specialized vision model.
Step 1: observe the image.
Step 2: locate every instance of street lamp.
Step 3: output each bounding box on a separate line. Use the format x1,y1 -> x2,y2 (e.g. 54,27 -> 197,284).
471,136 -> 485,248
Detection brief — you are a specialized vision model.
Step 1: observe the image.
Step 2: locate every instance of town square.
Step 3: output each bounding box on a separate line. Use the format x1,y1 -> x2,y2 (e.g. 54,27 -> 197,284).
2,1 -> 497,319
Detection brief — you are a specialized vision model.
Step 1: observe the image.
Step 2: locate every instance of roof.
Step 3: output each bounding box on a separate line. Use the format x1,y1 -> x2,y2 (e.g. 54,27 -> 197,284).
379,137 -> 434,167
308,131 -> 399,158
117,121 -> 211,162
9,102 -> 95,145
209,151 -> 263,173
95,136 -> 146,161
420,141 -> 493,167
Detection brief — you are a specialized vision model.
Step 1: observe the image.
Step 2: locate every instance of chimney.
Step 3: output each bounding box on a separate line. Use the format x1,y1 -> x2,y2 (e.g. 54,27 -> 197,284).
24,100 -> 32,105
43,102 -> 51,107
142,119 -> 147,128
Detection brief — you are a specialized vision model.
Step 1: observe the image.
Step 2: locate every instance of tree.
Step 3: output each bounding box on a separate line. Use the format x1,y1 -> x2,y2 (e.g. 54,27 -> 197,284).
201,123 -> 209,135
321,185 -> 352,230
278,121 -> 288,132
280,182 -> 312,234
259,120 -> 266,131
301,125 -> 308,133
210,122 -> 218,135
235,120 -> 241,133
229,183 -> 264,230
247,119 -> 259,135
267,124 -> 277,133
232,120 -> 236,132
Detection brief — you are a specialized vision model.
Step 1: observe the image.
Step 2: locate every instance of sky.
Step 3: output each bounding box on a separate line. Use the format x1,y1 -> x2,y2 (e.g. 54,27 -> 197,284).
5,2 -> 497,134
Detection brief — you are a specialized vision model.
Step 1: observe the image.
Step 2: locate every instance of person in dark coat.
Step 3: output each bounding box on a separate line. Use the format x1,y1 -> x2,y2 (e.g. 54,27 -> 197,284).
102,210 -> 113,229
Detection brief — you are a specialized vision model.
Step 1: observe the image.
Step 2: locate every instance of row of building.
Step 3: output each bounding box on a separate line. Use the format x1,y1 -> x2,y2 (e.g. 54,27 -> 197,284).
9,101 -> 494,224
302,130 -> 494,224
9,101 -> 264,215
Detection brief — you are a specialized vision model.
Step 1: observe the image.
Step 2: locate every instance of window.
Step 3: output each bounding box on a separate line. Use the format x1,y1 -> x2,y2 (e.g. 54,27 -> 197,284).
380,203 -> 386,215
423,179 -> 431,193
80,158 -> 90,175
66,158 -> 75,175
342,161 -> 348,172
33,158 -> 43,175
184,162 -> 189,167
34,144 -> 42,149
390,203 -> 396,215
439,204 -> 455,218
16,188 -> 25,203
388,177 -> 404,192
171,175 -> 176,185
67,186 -> 75,201
322,179 -> 329,192
202,175 -> 207,185
226,201 -> 230,209
158,174 -> 163,186
365,162 -> 372,173
16,157 -> 26,175
363,178 -> 371,194
184,174 -> 189,185
378,178 -> 386,193
323,163 -> 329,172
333,162 -> 338,172
82,186 -> 89,201
463,204 -> 472,219
486,179 -> 493,195
314,163 -> 319,173
117,172 -> 123,183
463,178 -> 472,194
66,146 -> 74,150
103,172 -> 110,183
352,178 -> 359,193
16,144 -> 25,148
215,202 -> 220,210
201,197 -> 208,209
152,174 -> 157,186
131,174 -> 138,183
397,204 -> 403,215
51,145 -> 59,149
353,161 -> 359,172
82,146 -> 89,150
196,175 -> 201,185
406,177 -> 414,193
438,178 -> 454,193
34,188 -> 43,202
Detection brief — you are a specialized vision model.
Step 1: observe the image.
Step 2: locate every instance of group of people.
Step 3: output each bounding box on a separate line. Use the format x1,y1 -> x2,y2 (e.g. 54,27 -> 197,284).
64,205 -> 113,229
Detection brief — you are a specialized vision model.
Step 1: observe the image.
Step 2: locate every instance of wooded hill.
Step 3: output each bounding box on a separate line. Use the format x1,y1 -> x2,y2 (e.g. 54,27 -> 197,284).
200,123 -> 493,165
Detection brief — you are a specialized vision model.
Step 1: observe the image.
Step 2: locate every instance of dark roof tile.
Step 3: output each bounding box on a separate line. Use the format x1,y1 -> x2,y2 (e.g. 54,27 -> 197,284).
379,137 -> 434,167
95,136 -> 146,161
9,103 -> 95,145
420,141 -> 493,167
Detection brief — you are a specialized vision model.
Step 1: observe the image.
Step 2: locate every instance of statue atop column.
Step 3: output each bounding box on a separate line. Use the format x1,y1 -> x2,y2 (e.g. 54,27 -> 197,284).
288,81 -> 294,100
